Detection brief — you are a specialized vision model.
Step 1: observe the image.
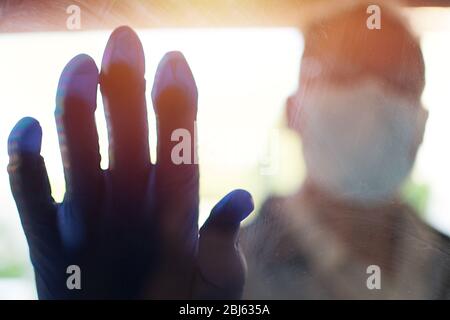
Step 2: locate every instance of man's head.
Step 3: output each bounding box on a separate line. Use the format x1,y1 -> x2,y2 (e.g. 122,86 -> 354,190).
287,3 -> 428,205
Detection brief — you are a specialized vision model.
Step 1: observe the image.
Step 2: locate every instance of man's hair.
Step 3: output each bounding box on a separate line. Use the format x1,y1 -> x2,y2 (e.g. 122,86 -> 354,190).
300,3 -> 425,99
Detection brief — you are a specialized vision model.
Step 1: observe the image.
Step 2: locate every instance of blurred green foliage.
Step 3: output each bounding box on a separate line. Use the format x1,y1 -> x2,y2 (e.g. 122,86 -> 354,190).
0,262 -> 26,278
402,179 -> 430,217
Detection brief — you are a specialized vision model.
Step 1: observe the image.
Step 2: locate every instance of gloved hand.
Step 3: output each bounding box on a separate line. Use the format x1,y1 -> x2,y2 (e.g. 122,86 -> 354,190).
7,26 -> 253,299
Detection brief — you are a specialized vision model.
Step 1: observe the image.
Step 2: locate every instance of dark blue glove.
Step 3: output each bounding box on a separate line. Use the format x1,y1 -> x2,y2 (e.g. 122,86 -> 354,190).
7,26 -> 254,299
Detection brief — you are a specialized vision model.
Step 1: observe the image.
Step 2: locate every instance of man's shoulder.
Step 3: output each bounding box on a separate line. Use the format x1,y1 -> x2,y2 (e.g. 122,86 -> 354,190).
403,205 -> 450,254
241,196 -> 288,242
240,195 -> 307,263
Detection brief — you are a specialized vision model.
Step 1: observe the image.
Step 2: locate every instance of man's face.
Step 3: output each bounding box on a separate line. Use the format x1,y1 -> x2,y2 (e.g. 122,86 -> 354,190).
286,78 -> 428,205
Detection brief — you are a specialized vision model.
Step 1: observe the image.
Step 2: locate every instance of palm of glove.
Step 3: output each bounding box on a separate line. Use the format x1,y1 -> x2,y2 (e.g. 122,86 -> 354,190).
7,26 -> 253,299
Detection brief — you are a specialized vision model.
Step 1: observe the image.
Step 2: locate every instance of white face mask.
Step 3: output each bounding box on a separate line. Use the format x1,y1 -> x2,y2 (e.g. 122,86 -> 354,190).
295,80 -> 423,206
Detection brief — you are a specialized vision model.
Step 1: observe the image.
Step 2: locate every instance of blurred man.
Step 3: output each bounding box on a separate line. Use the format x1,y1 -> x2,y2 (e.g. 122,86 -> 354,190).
242,3 -> 450,299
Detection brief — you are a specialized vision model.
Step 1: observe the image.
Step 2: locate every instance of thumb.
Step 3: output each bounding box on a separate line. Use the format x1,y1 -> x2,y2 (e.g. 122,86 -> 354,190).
194,189 -> 254,299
